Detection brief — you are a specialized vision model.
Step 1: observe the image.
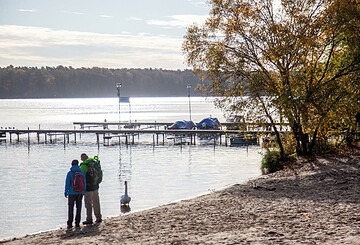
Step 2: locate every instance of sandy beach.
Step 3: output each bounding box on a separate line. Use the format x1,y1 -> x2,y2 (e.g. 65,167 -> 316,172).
2,148 -> 359,244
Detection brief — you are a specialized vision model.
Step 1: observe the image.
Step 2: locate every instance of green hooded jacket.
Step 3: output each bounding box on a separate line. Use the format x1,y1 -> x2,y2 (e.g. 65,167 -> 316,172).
80,157 -> 100,191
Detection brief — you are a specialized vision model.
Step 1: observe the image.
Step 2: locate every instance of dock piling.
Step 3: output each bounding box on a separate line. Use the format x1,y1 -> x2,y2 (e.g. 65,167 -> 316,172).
27,127 -> 30,145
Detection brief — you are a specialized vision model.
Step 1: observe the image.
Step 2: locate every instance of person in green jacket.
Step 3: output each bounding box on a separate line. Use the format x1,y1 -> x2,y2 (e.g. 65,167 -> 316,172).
80,153 -> 102,224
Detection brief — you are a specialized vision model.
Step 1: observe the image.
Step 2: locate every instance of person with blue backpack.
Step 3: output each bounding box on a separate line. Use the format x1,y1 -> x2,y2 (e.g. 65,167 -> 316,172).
64,159 -> 86,229
80,153 -> 103,225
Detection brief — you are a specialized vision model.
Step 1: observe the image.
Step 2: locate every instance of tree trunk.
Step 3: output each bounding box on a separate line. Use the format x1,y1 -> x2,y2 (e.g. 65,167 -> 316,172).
301,132 -> 309,155
268,118 -> 285,159
273,126 -> 285,159
308,128 -> 318,154
292,121 -> 310,156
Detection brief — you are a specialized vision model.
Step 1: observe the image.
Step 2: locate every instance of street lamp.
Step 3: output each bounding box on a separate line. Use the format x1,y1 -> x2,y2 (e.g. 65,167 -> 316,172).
116,83 -> 122,129
187,84 -> 192,121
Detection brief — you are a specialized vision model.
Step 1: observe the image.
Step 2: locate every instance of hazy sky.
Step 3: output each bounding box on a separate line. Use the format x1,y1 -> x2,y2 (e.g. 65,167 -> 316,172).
0,0 -> 210,70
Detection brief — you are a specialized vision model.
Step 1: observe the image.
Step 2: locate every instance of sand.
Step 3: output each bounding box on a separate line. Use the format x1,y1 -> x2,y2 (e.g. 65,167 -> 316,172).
2,148 -> 359,244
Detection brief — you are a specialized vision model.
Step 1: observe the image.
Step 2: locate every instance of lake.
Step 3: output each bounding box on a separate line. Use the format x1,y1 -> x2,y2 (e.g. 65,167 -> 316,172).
0,97 -> 263,240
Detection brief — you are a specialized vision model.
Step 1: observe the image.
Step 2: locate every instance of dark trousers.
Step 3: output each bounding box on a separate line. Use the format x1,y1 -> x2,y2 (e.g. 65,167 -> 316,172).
67,194 -> 83,226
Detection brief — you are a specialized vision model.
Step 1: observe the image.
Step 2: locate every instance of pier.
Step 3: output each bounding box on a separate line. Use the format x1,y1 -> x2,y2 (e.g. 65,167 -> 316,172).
0,121 -> 288,147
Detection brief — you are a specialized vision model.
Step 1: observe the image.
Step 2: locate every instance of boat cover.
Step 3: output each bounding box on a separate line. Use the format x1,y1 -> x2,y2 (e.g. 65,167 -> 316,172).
168,120 -> 196,129
196,117 -> 221,129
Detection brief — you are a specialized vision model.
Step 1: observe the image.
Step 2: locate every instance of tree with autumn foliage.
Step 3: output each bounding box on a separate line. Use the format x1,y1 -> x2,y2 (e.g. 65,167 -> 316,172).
183,0 -> 360,157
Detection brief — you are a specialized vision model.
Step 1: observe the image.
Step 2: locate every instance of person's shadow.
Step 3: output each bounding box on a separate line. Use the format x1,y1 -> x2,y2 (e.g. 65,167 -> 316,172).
61,223 -> 100,240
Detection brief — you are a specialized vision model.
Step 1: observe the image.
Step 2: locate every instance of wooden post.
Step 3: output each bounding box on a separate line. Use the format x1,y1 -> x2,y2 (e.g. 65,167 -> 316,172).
103,134 -> 109,146
27,128 -> 30,145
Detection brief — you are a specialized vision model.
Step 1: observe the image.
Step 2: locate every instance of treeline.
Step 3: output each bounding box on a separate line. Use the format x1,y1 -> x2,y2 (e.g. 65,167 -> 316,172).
0,65 -> 208,98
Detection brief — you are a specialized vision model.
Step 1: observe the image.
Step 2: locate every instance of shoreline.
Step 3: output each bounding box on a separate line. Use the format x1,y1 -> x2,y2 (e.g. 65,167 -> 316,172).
2,148 -> 359,244
0,181 -> 254,243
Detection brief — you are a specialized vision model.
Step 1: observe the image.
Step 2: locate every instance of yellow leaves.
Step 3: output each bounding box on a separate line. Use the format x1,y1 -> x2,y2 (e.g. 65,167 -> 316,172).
212,0 -> 223,5
231,2 -> 252,16
183,0 -> 360,154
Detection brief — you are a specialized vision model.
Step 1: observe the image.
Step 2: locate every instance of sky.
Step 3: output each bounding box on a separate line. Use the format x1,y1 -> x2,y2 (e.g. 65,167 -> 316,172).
0,0 -> 210,70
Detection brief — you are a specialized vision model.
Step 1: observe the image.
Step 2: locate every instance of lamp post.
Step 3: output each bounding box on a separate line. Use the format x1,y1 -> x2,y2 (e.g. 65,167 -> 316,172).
116,83 -> 122,129
187,84 -> 192,121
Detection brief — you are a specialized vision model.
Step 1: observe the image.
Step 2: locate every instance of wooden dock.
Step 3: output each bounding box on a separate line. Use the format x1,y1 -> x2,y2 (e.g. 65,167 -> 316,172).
0,121 -> 286,147
72,121 -> 287,130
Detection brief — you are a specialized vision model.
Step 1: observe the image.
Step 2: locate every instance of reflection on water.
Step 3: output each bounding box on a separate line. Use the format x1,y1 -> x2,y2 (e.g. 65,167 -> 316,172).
120,205 -> 131,214
0,98 -> 262,240
0,143 -> 262,240
118,145 -> 133,185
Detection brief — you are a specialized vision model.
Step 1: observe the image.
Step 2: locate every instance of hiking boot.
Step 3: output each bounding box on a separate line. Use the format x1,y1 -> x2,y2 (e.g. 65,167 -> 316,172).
67,225 -> 73,229
75,224 -> 80,229
95,219 -> 102,223
82,220 -> 93,225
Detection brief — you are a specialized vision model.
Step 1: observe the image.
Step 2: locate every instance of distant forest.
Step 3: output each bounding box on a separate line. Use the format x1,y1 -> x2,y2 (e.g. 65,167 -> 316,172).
0,66 -> 209,99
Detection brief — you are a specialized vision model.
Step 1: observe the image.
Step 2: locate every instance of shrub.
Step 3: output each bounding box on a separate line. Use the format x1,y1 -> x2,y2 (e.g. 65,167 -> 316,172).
281,132 -> 297,156
261,150 -> 284,174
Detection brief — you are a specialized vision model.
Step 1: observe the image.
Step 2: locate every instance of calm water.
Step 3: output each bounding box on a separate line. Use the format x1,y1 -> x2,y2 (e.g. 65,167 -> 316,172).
0,97 -> 263,240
